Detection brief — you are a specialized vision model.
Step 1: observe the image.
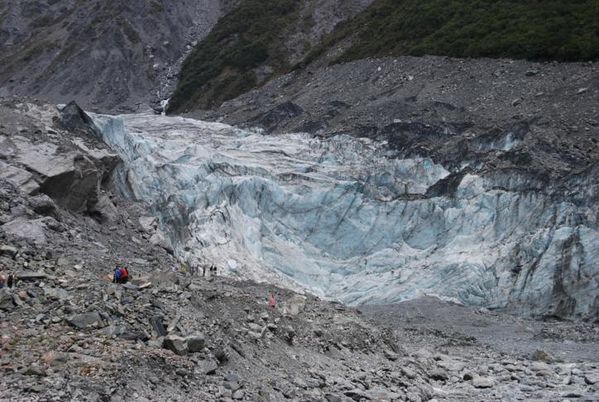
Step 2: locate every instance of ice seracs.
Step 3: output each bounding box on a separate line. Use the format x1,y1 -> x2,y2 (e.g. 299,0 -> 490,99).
93,112 -> 599,319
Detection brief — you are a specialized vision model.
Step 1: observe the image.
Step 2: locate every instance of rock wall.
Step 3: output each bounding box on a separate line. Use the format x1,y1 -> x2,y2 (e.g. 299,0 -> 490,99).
0,0 -> 234,112
0,101 -> 120,224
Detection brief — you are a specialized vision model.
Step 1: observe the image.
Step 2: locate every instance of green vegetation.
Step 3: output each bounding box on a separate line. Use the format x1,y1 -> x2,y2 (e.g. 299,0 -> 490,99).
171,0 -> 599,113
168,0 -> 301,113
313,0 -> 599,64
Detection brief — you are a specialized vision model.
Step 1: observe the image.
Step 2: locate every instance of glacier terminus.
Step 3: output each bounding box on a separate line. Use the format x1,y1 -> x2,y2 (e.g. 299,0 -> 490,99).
93,112 -> 599,319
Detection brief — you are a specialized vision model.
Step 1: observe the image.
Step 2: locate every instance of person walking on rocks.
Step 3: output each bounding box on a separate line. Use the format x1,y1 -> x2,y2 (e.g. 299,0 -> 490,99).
113,264 -> 129,284
0,273 -> 6,289
268,292 -> 277,309
7,273 -> 15,288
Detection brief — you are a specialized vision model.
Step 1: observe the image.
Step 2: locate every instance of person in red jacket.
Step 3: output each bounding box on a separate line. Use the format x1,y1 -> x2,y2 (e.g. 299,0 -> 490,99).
113,265 -> 129,284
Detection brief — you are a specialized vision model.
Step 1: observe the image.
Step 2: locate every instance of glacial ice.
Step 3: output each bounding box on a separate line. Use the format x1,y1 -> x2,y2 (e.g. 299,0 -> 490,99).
93,113 -> 599,318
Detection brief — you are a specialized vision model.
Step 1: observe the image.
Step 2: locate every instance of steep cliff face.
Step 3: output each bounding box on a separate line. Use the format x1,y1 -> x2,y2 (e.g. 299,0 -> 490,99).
93,111 -> 598,320
0,0 -> 235,112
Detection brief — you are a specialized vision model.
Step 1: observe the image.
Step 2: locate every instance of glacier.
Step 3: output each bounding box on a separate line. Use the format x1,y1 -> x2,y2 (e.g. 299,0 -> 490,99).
92,112 -> 599,318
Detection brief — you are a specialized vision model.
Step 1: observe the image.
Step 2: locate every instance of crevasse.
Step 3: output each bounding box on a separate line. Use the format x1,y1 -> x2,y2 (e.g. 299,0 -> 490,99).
92,113 -> 599,318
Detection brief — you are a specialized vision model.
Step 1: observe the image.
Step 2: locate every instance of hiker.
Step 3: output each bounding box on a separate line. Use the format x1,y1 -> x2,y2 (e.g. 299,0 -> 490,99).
202,265 -> 206,277
268,292 -> 277,309
113,264 -> 129,284
7,273 -> 15,288
0,273 -> 6,289
210,264 -> 217,276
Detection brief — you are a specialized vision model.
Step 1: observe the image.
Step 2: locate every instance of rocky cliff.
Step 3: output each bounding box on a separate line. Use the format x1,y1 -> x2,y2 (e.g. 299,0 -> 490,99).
0,0 -> 236,112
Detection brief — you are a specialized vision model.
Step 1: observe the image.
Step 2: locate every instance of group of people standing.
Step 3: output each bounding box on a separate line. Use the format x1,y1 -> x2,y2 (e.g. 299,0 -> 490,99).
202,264 -> 218,277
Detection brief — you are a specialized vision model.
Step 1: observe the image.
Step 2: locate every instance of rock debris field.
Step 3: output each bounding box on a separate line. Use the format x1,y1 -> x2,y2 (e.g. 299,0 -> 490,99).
0,99 -> 598,401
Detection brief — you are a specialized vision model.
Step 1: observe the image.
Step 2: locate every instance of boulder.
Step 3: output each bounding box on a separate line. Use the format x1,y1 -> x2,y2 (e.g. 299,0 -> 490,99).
88,193 -> 118,223
283,326 -> 296,345
163,335 -> 188,355
28,194 -> 58,217
2,218 -> 47,245
67,311 -> 103,329
44,287 -> 70,301
139,216 -> 157,233
0,290 -> 15,311
16,271 -> 48,280
58,101 -> 103,140
472,376 -> 494,388
196,358 -> 218,375
282,295 -> 307,316
428,368 -> 449,381
0,160 -> 39,194
186,334 -> 206,353
150,231 -> 174,254
584,373 -> 599,385
384,349 -> 399,361
149,315 -> 167,337
0,245 -> 18,258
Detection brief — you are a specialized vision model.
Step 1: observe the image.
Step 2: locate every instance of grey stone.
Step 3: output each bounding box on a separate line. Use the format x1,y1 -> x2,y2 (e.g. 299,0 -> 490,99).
428,368 -> 449,381
28,194 -> 58,217
196,358 -> 218,375
0,290 -> 15,311
472,376 -> 494,388
2,218 -> 47,245
58,101 -> 103,140
401,367 -> 418,380
139,216 -> 157,233
163,335 -> 188,355
44,287 -> 70,301
0,245 -> 18,258
67,311 -> 103,329
16,271 -> 48,280
186,333 -> 206,353
325,394 -> 344,402
149,315 -> 167,337
384,349 -> 399,361
584,373 -> 599,385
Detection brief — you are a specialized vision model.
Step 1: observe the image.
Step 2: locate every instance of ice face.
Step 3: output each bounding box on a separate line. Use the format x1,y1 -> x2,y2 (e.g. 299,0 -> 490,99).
93,113 -> 599,318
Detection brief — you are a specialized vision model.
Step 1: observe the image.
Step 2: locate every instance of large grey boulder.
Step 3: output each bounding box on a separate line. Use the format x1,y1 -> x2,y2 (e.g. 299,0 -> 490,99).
2,218 -> 48,245
67,311 -> 104,329
186,334 -> 206,353
0,102 -> 120,221
0,245 -> 18,258
0,290 -> 15,311
28,194 -> 58,218
58,101 -> 103,140
163,335 -> 188,356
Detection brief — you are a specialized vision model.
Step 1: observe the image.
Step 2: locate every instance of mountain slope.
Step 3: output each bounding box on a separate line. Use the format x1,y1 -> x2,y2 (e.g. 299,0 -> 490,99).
170,0 -> 599,113
0,0 -> 235,112
167,0 -> 373,113
312,0 -> 599,64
